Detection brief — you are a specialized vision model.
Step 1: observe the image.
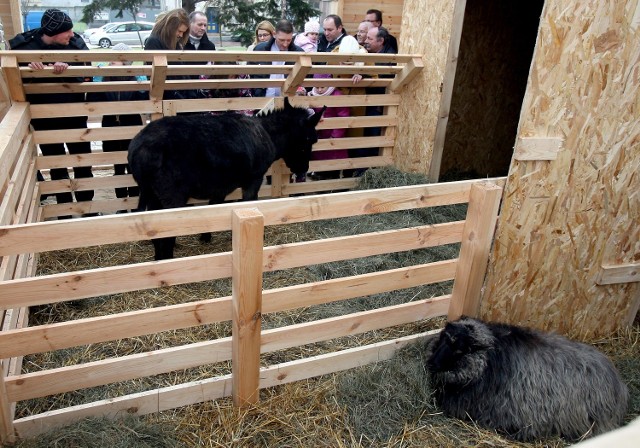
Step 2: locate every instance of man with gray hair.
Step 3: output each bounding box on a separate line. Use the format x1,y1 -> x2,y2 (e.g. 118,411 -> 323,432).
184,11 -> 216,51
355,20 -> 372,46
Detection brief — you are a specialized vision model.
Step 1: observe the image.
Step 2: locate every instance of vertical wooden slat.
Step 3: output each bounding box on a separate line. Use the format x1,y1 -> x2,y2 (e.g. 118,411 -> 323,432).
149,54 -> 167,121
0,56 -> 25,103
231,208 -> 264,407
448,181 -> 502,320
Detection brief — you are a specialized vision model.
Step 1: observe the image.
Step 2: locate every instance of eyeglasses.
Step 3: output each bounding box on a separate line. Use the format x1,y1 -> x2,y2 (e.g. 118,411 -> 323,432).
257,32 -> 271,38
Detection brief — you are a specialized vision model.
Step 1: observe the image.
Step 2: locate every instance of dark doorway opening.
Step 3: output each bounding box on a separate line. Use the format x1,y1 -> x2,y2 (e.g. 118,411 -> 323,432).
439,0 -> 545,181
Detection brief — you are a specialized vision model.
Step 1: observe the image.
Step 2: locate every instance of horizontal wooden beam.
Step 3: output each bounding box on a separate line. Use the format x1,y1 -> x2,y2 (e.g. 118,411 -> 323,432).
0,179 -> 508,256
596,262 -> 640,285
513,136 -> 564,161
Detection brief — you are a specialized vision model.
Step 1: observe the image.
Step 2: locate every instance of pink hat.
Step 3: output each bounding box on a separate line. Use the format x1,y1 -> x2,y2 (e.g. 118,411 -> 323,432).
304,21 -> 320,34
313,73 -> 332,79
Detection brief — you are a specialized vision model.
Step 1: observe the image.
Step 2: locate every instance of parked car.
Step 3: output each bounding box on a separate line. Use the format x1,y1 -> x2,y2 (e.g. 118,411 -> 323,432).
89,21 -> 154,48
82,22 -> 121,43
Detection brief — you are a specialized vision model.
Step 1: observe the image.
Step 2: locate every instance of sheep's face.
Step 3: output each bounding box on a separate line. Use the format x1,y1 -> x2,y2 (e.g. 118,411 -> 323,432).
427,319 -> 495,386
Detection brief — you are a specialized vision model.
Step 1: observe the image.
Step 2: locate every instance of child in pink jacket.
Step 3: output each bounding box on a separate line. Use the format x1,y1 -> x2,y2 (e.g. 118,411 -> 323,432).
308,73 -> 350,179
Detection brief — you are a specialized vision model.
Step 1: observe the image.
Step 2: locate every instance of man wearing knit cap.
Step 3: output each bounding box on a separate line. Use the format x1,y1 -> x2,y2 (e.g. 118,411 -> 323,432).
9,9 -> 95,213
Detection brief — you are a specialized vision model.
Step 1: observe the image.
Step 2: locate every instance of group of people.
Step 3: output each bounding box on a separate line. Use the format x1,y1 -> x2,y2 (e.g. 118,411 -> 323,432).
247,11 -> 398,181
8,7 -> 399,214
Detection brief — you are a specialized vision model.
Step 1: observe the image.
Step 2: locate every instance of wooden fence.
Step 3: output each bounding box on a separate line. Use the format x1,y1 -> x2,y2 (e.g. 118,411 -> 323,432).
0,179 -> 503,443
0,48 -> 505,444
0,49 -> 422,219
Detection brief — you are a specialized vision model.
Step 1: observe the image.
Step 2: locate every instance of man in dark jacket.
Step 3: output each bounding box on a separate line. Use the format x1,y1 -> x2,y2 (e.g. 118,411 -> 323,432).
184,11 -> 216,52
251,19 -> 303,97
317,14 -> 347,53
9,9 -> 94,210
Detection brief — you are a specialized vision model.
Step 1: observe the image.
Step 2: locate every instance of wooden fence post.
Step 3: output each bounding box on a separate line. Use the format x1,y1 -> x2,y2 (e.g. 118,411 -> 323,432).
448,182 -> 502,320
232,208 -> 264,407
0,362 -> 15,444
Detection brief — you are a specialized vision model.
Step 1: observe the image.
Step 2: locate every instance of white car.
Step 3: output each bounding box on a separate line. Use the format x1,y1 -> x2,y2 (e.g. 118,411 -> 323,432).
82,22 -> 121,43
89,21 -> 154,48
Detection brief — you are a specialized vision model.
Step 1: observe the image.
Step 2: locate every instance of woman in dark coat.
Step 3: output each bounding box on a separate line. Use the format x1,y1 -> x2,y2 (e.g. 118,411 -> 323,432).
143,8 -> 196,100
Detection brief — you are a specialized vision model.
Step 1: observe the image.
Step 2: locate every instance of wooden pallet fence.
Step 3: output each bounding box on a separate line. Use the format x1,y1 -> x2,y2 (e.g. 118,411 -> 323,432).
0,180 -> 502,441
0,49 -> 422,219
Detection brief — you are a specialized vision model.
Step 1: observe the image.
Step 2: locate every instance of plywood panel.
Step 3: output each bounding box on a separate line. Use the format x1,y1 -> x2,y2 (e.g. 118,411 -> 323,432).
394,0 -> 459,175
482,0 -> 640,336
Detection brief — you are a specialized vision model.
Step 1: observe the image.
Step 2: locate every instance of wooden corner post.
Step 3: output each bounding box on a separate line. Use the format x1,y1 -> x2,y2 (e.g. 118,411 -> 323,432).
231,208 -> 264,407
448,182 -> 502,321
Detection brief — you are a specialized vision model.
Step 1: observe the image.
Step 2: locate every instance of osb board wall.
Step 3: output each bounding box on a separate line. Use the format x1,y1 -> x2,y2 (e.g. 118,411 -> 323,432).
393,0 -> 458,174
338,0 -> 404,46
439,0 -> 542,179
481,0 -> 640,336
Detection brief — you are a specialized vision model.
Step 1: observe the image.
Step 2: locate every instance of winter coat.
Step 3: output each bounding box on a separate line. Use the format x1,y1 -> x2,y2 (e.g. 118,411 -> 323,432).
8,29 -> 90,104
317,31 -> 347,53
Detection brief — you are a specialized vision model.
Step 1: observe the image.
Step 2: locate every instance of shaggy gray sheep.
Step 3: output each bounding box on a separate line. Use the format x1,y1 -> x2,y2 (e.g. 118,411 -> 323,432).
425,317 -> 628,442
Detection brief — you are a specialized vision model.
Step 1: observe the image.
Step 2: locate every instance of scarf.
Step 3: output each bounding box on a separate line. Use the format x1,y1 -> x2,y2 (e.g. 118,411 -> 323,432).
189,35 -> 202,50
309,86 -> 335,96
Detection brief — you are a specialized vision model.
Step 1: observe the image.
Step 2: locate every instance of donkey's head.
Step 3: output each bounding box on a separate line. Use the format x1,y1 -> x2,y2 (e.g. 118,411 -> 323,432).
276,97 -> 326,175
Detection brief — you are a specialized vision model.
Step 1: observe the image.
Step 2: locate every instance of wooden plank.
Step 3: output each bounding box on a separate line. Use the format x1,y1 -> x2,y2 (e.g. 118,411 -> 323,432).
0,103 -> 31,187
513,136 -> 564,161
30,101 -> 162,119
596,263 -> 640,285
313,135 -> 395,151
39,174 -> 137,195
6,299 -> 446,402
283,55 -> 312,95
2,50 -> 417,65
0,56 -> 25,102
389,56 -> 425,93
231,208 -> 264,407
12,331 -> 436,439
0,259 -> 458,359
0,179 -> 506,256
33,126 -> 145,145
449,181 -> 503,320
149,55 -> 167,102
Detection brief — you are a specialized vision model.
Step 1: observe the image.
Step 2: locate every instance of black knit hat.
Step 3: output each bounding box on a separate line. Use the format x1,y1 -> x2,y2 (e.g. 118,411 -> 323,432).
41,9 -> 73,37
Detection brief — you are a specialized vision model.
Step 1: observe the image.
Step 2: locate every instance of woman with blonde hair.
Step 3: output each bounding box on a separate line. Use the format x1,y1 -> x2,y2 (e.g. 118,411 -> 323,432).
247,20 -> 275,51
145,8 -> 189,50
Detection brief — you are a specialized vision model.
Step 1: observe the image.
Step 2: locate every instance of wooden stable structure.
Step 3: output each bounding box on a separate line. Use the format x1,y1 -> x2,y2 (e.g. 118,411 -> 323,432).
0,54 -> 504,437
0,49 -> 468,442
0,0 -> 638,443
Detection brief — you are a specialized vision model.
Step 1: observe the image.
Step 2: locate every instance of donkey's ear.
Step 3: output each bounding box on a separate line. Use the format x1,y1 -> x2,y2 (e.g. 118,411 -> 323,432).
307,105 -> 326,127
284,96 -> 293,110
